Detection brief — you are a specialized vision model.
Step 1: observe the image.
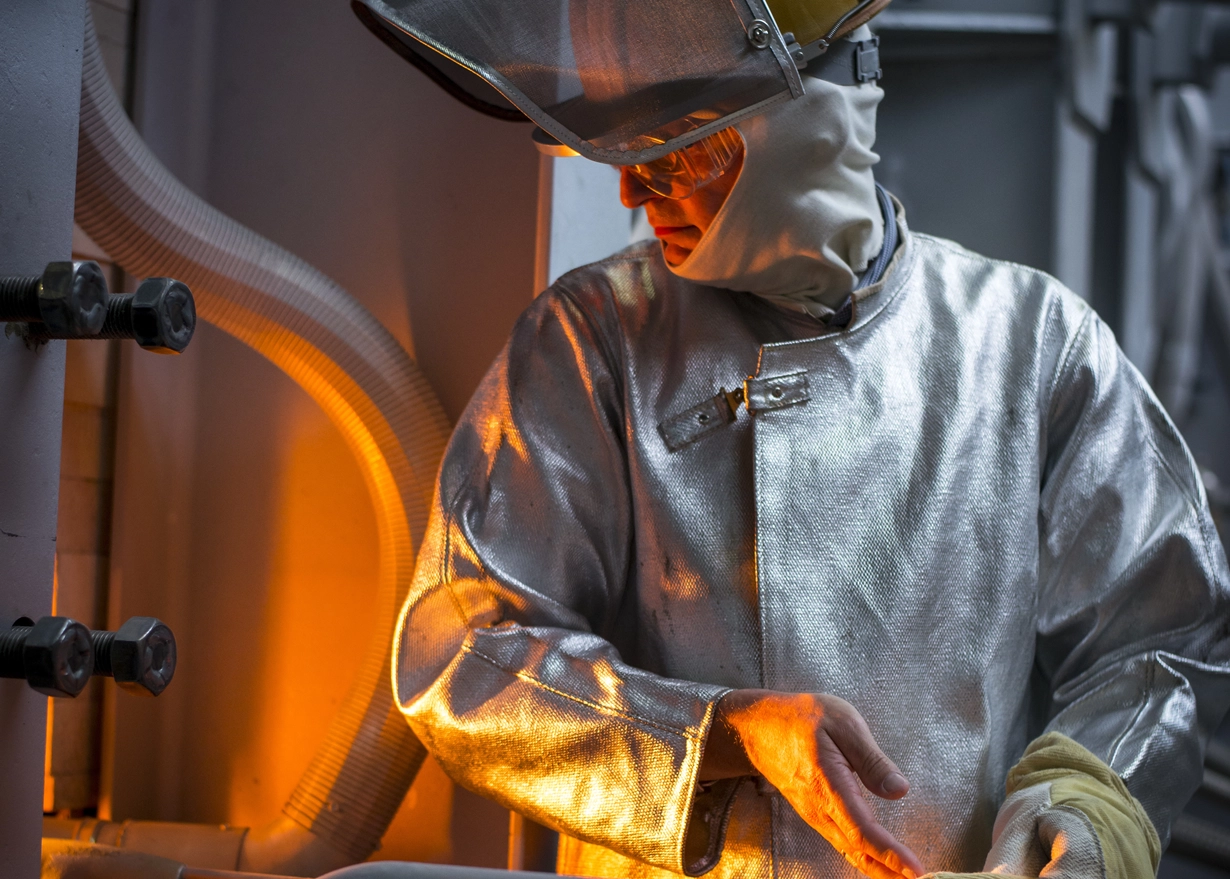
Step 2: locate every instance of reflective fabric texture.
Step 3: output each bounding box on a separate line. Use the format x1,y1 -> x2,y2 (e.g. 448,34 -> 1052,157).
394,207 -> 1230,878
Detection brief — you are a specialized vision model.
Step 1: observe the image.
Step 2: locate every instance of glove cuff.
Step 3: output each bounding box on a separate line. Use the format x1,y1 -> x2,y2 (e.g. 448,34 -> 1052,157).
1005,732 -> 1161,875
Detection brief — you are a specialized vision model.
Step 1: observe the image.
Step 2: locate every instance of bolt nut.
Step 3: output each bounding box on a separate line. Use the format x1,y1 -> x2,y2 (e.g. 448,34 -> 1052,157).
747,19 -> 773,49
24,617 -> 94,698
131,278 -> 196,354
38,261 -> 108,336
112,616 -> 176,696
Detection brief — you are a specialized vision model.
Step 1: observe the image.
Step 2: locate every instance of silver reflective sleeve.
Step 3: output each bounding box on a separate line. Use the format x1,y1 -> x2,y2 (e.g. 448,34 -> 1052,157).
393,287 -> 729,875
1035,311 -> 1230,843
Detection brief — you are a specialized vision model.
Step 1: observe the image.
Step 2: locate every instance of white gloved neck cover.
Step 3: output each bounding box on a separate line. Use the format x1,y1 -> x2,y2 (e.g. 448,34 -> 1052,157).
670,43 -> 885,317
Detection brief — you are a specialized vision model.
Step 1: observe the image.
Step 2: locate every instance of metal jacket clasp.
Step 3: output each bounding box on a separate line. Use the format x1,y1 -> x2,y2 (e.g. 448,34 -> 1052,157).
658,371 -> 811,452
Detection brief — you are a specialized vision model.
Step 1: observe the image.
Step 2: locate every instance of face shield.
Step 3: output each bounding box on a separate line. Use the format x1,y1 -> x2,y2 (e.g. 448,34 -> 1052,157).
352,0 -> 890,165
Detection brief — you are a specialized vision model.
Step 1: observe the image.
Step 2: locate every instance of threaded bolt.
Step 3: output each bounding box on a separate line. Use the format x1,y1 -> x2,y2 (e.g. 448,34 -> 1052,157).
23,298 -> 134,344
0,617 -> 94,698
91,630 -> 116,676
56,277 -> 196,353
0,624 -> 33,678
92,617 -> 177,696
0,262 -> 108,335
0,276 -> 43,322
97,294 -> 138,339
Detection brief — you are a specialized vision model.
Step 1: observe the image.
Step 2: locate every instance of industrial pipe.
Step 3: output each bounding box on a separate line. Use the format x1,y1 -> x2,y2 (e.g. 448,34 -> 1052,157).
71,6 -> 452,874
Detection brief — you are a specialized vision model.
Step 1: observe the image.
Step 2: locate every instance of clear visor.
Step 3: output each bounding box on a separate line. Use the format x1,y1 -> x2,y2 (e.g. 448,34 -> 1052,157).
353,0 -> 803,165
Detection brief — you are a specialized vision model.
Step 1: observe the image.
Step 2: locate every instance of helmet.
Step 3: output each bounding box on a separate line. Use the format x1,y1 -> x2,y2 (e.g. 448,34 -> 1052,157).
352,0 -> 890,165
769,0 -> 890,55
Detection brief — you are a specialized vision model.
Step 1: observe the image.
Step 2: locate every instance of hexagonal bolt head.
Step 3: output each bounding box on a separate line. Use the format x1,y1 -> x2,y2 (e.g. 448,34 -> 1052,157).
24,617 -> 94,698
110,616 -> 177,696
38,261 -> 109,336
130,278 -> 196,354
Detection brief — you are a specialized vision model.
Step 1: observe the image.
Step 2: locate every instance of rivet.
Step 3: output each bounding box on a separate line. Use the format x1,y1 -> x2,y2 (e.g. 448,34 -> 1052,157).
769,386 -> 784,399
747,19 -> 772,49
698,412 -> 711,424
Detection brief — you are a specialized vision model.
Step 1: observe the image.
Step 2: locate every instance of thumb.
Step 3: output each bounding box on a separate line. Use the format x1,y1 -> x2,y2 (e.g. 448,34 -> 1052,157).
827,710 -> 911,801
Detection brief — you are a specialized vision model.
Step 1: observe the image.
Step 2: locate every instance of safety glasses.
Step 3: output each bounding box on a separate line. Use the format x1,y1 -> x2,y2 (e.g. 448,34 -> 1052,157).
626,127 -> 746,200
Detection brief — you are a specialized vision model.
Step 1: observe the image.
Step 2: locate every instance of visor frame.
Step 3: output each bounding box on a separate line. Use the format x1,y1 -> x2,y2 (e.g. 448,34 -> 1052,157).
352,0 -> 529,122
354,0 -> 804,166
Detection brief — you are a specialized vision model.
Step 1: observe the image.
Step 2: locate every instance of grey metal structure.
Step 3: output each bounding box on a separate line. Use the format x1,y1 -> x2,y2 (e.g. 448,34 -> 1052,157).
0,0 -> 86,875
870,0 -> 1230,487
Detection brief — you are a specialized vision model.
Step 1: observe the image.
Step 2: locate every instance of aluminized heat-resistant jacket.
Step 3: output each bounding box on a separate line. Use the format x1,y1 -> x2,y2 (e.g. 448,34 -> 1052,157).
394,211 -> 1230,878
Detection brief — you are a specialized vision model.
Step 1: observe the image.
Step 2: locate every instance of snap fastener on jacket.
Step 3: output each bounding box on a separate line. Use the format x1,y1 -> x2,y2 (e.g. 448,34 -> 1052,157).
745,372 -> 811,413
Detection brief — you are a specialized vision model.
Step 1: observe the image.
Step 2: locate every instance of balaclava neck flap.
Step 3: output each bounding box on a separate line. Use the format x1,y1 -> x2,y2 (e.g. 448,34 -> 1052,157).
669,39 -> 885,318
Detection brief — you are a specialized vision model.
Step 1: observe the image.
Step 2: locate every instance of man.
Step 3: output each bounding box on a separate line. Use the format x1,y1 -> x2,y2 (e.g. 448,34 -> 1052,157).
356,1 -> 1230,876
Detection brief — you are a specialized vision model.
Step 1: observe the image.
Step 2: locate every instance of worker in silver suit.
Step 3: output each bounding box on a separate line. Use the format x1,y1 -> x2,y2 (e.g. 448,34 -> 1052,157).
355,0 -> 1230,876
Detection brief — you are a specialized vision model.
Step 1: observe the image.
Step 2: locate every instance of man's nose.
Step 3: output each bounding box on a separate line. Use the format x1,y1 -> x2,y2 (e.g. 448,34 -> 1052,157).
619,168 -> 656,209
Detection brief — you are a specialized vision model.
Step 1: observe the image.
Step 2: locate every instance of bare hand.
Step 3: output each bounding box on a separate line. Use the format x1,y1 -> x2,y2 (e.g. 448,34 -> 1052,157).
702,689 -> 924,879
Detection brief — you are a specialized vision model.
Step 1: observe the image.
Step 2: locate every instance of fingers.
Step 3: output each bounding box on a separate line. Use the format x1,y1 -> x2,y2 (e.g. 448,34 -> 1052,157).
729,691 -> 926,878
810,808 -> 920,879
825,704 -> 911,801
845,851 -> 921,879
823,764 -> 925,878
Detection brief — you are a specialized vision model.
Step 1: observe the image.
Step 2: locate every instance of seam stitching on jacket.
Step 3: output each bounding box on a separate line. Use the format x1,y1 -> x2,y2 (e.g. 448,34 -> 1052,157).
554,280 -> 628,402
1043,308 -> 1096,428
1107,653 -> 1154,769
438,472 -> 478,625
918,233 -> 1072,290
760,228 -> 920,354
462,642 -> 702,741
1037,310 -> 1098,522
1137,418 -> 1220,577
547,281 -> 633,633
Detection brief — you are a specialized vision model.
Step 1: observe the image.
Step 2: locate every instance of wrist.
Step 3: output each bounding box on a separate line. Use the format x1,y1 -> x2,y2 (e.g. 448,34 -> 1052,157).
698,690 -> 759,781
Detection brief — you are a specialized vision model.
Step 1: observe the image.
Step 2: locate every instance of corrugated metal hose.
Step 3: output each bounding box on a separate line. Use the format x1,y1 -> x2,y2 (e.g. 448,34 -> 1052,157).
55,7 -> 453,874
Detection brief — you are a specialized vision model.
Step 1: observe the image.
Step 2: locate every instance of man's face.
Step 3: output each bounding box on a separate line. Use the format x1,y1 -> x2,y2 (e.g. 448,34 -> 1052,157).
619,143 -> 745,267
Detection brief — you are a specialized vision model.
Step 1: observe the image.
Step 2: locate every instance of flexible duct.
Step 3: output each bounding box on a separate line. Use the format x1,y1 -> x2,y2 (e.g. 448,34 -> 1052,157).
72,6 -> 451,870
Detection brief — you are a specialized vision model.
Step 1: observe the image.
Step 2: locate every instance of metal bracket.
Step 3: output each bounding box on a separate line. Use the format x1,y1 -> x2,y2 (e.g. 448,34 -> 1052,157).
783,31 -> 807,68
795,36 -> 882,84
855,36 -> 882,82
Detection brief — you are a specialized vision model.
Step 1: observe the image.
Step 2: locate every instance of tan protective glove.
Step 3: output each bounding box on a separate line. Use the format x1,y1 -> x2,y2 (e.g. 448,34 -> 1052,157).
926,732 -> 1160,879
